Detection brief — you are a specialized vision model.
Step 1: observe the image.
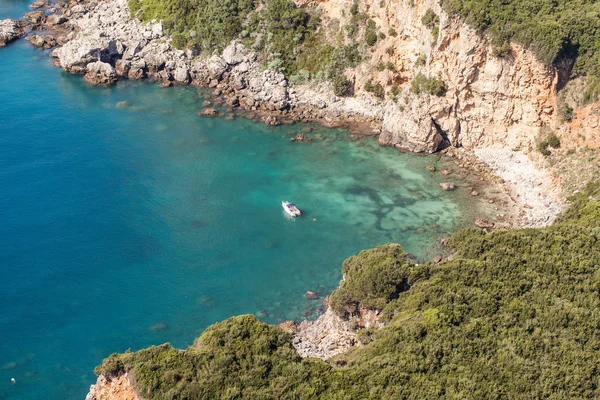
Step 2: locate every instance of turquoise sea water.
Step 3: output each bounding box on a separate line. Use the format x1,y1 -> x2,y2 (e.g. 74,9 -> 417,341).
0,6 -> 476,399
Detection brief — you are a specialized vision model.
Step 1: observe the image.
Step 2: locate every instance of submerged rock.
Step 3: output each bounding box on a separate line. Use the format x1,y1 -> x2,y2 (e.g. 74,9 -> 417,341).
440,182 -> 457,191
426,165 -> 436,172
198,108 -> 218,116
304,291 -> 319,300
290,133 -> 312,142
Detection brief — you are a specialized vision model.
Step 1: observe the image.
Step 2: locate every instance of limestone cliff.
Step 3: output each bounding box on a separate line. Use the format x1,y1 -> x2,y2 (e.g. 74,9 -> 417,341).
298,0 -> 560,153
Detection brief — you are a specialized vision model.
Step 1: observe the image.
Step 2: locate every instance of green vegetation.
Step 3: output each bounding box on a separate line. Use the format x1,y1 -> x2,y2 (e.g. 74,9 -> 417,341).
537,130 -> 561,156
421,8 -> 439,39
364,20 -> 378,46
244,0 -> 316,73
128,0 -> 255,50
364,79 -> 385,99
96,181 -> 600,399
329,244 -> 413,318
410,72 -> 447,96
442,0 -> 600,78
558,102 -> 574,122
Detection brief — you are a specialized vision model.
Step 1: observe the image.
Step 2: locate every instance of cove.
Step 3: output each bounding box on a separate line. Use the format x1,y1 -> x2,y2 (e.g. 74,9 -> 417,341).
0,29 -> 477,400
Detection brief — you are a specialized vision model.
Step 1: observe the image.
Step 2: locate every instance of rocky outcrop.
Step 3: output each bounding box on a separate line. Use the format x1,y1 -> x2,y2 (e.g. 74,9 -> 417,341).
85,373 -> 140,400
284,308 -> 359,360
0,19 -> 27,47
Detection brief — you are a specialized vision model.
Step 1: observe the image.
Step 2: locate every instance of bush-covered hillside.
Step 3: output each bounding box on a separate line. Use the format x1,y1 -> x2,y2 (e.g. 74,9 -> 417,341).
95,180 -> 600,399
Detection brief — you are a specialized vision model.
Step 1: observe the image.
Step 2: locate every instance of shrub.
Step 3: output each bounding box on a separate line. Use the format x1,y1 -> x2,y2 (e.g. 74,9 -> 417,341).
410,72 -> 447,96
558,103 -> 574,122
537,139 -> 551,156
364,79 -> 385,99
421,8 -> 440,38
388,27 -> 397,37
415,54 -> 427,67
332,74 -> 353,97
391,83 -> 400,98
365,28 -> 378,46
547,132 -> 560,148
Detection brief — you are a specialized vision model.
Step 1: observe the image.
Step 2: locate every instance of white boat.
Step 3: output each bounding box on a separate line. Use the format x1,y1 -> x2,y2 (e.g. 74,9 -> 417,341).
282,201 -> 301,217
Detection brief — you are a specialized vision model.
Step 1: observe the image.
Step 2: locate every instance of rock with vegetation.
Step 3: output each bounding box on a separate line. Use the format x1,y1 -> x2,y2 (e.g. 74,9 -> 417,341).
89,181 -> 600,399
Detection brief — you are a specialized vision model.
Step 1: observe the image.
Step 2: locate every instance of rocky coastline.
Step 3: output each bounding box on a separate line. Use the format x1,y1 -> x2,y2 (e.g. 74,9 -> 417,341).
2,1 -> 587,394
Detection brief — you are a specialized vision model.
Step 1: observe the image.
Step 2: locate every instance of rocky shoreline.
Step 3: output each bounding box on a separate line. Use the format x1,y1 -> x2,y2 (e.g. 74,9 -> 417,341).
2,0 -> 570,229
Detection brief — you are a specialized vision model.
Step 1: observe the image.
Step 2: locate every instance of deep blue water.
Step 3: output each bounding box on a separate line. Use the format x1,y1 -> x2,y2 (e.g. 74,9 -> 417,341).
0,5 -> 477,398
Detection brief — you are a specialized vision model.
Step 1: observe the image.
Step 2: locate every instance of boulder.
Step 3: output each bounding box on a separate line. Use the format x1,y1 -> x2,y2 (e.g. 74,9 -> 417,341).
0,19 -> 27,47
432,255 -> 443,264
29,0 -> 48,8
55,36 -> 106,73
25,34 -> 56,48
440,182 -> 457,191
426,165 -> 436,172
83,61 -> 117,85
46,14 -> 67,25
222,40 -> 249,65
173,66 -> 190,83
198,108 -> 218,116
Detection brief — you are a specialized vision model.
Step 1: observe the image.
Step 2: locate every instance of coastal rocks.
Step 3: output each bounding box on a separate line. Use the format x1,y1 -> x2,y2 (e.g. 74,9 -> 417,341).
23,11 -> 46,24
0,19 -> 27,47
440,182 -> 457,191
198,108 -> 218,116
26,34 -> 56,48
475,219 -> 495,229
83,61 -> 117,85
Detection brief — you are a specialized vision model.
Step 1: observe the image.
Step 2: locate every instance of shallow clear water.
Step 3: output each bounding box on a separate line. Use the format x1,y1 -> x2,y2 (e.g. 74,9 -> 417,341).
0,8 -> 475,399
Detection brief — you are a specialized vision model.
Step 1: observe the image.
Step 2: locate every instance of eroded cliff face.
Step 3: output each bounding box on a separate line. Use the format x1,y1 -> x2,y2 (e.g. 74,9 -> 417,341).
85,373 -> 140,400
305,0 -> 559,152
